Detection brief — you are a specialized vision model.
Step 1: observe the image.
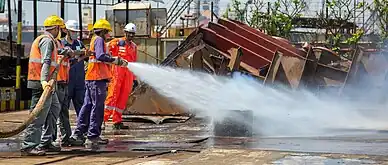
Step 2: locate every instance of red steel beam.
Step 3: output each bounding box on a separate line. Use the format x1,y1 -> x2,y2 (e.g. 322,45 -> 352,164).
200,27 -> 271,69
207,22 -> 275,61
226,19 -> 305,58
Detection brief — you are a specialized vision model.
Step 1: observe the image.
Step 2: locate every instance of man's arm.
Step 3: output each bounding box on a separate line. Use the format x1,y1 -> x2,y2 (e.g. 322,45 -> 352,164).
39,37 -> 55,82
58,46 -> 74,57
94,36 -> 115,63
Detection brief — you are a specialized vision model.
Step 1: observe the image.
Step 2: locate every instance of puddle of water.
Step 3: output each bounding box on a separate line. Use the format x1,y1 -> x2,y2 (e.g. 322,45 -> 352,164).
272,155 -> 377,165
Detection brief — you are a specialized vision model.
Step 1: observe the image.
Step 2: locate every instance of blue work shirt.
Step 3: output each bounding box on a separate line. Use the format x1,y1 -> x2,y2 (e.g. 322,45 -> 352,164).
61,38 -> 86,89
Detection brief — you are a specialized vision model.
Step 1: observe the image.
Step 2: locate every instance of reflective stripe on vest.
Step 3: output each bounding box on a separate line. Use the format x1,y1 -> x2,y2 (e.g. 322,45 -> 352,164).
56,40 -> 70,82
104,105 -> 124,113
85,36 -> 112,80
28,58 -> 59,67
27,34 -> 58,81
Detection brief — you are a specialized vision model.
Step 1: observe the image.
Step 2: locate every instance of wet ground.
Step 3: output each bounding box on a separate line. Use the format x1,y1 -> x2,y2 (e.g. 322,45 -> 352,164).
0,110 -> 388,164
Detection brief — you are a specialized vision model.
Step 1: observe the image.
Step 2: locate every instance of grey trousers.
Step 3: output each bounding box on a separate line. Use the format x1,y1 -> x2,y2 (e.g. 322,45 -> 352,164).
21,87 -> 60,150
54,83 -> 71,143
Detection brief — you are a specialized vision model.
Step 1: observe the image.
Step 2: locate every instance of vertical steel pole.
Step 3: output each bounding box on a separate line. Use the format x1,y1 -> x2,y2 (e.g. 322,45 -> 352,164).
33,0 -> 37,39
61,0 -> 65,19
78,0 -> 83,40
16,0 -> 22,110
196,0 -> 200,26
186,1 -> 190,27
211,1 -> 213,22
93,0 -> 97,23
156,2 -> 159,63
7,0 -> 13,58
126,0 -> 129,24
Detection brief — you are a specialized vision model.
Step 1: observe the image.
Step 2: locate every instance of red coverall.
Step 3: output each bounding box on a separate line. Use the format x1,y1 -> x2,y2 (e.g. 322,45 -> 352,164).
104,37 -> 137,124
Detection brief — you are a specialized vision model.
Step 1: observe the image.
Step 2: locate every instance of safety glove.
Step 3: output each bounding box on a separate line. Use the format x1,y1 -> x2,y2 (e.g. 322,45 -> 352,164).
112,56 -> 129,67
41,81 -> 51,90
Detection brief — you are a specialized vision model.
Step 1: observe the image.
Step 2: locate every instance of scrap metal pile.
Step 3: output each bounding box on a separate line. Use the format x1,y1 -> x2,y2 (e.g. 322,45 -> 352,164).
124,18 -> 388,122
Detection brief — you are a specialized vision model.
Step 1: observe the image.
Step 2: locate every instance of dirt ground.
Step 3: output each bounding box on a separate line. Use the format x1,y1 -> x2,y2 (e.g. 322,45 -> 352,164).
0,110 -> 388,165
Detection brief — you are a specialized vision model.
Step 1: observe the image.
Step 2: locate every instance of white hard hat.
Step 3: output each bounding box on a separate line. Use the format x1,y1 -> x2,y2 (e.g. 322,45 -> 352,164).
124,23 -> 136,33
65,20 -> 80,31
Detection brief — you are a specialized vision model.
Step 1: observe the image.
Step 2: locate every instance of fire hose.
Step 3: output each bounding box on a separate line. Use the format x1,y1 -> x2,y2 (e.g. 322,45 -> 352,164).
0,79 -> 56,138
0,50 -> 83,138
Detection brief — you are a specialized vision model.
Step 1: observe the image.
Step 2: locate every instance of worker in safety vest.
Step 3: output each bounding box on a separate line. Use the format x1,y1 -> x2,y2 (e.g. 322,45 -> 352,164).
21,15 -> 73,156
51,37 -> 70,143
70,19 -> 129,148
103,23 -> 137,130
52,20 -> 89,147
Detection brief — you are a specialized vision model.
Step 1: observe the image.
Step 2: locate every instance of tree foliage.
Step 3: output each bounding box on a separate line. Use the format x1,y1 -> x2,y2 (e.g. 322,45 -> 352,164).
371,0 -> 388,39
224,0 -> 307,38
317,0 -> 365,51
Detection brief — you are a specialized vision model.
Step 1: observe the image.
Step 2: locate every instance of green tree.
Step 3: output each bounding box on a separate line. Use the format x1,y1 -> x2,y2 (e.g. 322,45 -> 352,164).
318,0 -> 366,51
224,0 -> 306,38
371,0 -> 388,40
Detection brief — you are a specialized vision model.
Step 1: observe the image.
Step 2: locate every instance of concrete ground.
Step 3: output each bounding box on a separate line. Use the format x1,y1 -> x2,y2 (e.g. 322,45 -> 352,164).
0,110 -> 388,165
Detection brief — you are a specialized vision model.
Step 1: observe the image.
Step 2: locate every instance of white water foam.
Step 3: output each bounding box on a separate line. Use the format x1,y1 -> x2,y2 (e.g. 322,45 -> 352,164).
127,62 -> 388,137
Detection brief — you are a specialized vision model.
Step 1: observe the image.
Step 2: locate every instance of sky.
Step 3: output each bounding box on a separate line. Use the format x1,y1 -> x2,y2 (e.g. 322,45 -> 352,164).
1,0 -> 233,25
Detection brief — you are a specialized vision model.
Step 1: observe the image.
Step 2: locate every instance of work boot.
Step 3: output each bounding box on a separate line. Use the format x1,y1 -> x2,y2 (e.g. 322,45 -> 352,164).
21,148 -> 46,156
84,138 -> 99,150
84,137 -> 108,150
40,143 -> 61,152
61,138 -> 76,147
96,137 -> 109,145
69,136 -> 85,146
113,122 -> 129,130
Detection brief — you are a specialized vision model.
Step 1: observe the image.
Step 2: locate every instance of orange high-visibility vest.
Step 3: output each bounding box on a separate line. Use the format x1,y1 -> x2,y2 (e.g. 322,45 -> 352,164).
27,34 -> 58,81
116,38 -> 137,80
85,36 -> 112,80
56,40 -> 70,82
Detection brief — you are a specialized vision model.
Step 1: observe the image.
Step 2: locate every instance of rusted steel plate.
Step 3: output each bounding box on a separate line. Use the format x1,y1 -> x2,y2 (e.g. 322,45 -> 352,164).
218,19 -> 304,58
312,47 -> 341,66
125,86 -> 188,116
280,56 -> 306,88
207,22 -> 275,61
161,30 -> 202,66
341,47 -> 388,95
204,45 -> 264,78
200,27 -> 271,70
264,52 -> 306,89
227,19 -> 306,57
175,43 -> 206,69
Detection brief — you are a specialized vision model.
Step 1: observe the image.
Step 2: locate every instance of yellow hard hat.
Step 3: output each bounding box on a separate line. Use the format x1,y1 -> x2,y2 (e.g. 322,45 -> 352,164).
93,19 -> 112,32
43,15 -> 65,28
